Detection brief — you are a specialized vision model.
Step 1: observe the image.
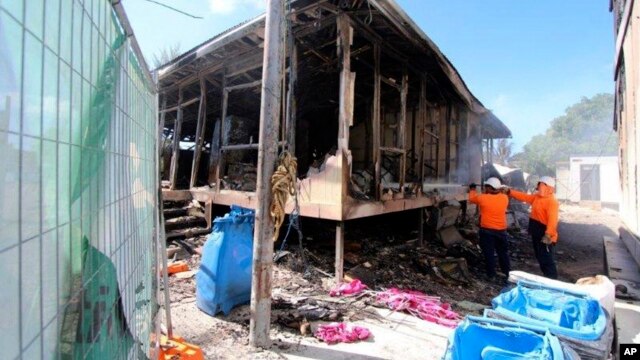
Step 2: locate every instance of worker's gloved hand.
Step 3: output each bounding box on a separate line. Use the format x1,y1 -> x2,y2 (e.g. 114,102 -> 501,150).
468,183 -> 477,189
541,235 -> 553,245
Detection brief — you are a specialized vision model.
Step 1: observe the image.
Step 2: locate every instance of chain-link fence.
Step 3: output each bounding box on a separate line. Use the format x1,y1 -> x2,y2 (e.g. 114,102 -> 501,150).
0,0 -> 159,358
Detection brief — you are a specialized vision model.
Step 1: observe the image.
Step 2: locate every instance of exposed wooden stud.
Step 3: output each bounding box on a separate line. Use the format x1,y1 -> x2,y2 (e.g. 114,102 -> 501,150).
295,13 -> 338,39
335,221 -> 345,283
445,103 -> 451,181
380,76 -> 402,91
399,67 -> 408,190
225,79 -> 262,92
161,63 -> 224,92
249,0 -> 284,347
190,79 -> 207,188
337,14 -> 353,151
285,43 -> 298,153
215,74 -> 229,192
419,75 -> 427,184
379,146 -> 405,154
160,96 -> 200,113
435,107 -> 441,179
373,44 -> 381,199
410,107 -> 416,175
299,38 -> 333,64
221,141 -> 286,151
436,106 -> 445,179
169,88 -> 184,190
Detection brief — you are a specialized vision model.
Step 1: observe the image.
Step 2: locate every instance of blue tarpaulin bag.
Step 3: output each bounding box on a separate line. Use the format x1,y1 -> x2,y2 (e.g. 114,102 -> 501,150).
491,281 -> 607,341
196,206 -> 254,316
443,316 -> 569,360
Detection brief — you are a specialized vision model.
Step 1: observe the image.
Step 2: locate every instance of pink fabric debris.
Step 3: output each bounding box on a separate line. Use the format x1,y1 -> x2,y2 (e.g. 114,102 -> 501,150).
376,288 -> 461,328
329,279 -> 367,297
314,322 -> 371,344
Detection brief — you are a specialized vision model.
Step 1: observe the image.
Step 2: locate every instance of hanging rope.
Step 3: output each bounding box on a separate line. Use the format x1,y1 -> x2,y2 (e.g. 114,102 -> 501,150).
271,151 -> 298,241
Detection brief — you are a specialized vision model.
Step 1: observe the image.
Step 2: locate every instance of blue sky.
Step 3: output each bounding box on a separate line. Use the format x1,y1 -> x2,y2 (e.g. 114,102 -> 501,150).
123,0 -> 615,151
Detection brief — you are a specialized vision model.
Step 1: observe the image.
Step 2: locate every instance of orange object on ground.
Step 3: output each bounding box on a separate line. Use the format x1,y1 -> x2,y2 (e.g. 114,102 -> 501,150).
167,261 -> 189,275
159,335 -> 204,360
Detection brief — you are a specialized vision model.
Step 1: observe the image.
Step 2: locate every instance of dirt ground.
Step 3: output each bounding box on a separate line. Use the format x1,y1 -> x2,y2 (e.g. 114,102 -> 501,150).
160,203 -> 621,359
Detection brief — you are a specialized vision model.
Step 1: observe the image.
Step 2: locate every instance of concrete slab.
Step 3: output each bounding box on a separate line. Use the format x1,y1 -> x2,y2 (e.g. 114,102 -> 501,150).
604,236 -> 640,284
614,300 -> 640,348
271,307 -> 453,360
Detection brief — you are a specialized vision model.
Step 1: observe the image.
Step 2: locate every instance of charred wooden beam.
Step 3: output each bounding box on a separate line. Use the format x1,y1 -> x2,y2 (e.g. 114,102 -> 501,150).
225,49 -> 265,78
160,96 -> 200,114
221,141 -> 286,151
380,146 -> 405,154
445,103 -> 451,181
169,88 -> 184,190
161,62 -> 224,92
225,79 -> 262,92
419,75 -> 427,184
299,38 -> 333,64
337,14 -> 353,150
399,67 -> 408,189
295,13 -> 338,39
373,44 -> 381,199
285,43 -> 298,153
190,79 -> 207,188
345,14 -> 421,74
215,73 -> 229,192
380,75 -> 402,91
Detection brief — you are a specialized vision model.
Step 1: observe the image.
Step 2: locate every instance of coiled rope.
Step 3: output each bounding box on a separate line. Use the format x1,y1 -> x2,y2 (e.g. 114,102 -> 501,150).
270,151 -> 297,241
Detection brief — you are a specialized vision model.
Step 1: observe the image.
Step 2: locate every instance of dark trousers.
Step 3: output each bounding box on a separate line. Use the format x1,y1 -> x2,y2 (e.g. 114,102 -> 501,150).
479,228 -> 511,278
528,219 -> 558,279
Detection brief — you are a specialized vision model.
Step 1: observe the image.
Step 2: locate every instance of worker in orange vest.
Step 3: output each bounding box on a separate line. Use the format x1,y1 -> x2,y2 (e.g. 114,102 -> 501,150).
506,176 -> 559,279
468,177 -> 511,281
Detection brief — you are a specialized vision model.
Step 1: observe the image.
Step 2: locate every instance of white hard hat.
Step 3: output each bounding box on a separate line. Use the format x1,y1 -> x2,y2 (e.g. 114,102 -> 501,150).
484,177 -> 503,189
539,176 -> 556,188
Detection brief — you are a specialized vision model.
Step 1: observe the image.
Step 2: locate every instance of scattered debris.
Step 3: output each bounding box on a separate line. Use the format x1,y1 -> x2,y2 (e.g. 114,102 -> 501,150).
175,271 -> 196,280
427,258 -> 472,285
438,226 -> 465,247
455,300 -> 487,313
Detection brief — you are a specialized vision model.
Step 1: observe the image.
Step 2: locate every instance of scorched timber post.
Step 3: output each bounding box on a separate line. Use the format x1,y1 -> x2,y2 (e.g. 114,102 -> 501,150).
250,0 -> 284,348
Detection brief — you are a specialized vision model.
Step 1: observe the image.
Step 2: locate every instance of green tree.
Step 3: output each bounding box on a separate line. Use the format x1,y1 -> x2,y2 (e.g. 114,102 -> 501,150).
518,93 -> 617,175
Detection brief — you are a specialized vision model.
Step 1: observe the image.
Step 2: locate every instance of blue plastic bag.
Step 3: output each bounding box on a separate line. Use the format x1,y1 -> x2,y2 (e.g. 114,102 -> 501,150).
491,281 -> 607,341
444,316 -> 566,360
196,206 -> 254,316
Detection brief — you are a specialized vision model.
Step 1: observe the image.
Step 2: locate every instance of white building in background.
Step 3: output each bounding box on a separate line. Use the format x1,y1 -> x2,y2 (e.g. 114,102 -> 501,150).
555,156 -> 621,209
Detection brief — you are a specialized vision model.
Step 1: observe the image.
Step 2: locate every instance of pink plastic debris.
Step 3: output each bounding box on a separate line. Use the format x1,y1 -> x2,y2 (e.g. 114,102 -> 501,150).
314,322 -> 371,344
376,288 -> 461,328
329,279 -> 367,297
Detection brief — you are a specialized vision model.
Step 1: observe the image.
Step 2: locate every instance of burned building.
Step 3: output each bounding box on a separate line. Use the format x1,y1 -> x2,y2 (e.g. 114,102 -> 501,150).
157,0 -> 511,273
